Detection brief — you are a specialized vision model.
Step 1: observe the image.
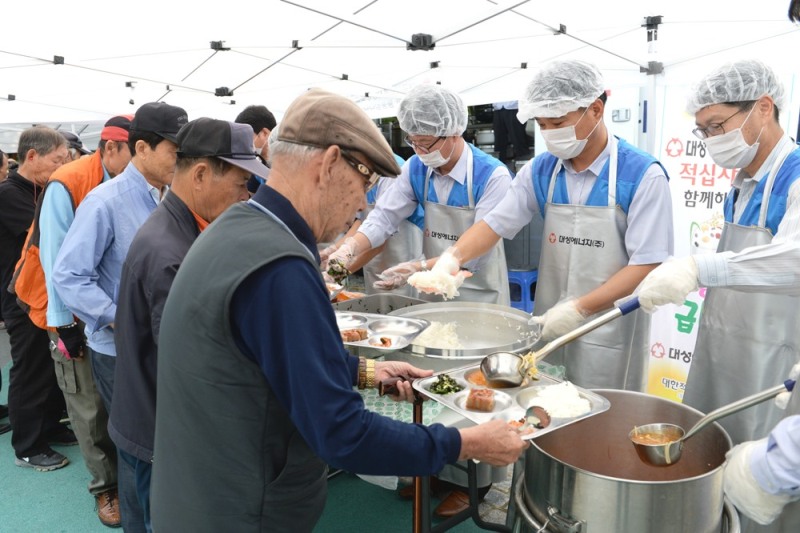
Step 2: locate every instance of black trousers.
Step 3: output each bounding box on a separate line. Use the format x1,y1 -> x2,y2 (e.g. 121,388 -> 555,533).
6,313 -> 66,457
493,107 -> 529,161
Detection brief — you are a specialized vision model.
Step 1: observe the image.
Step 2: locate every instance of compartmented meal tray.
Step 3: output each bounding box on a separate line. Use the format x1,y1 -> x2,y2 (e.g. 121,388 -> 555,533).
336,311 -> 430,352
412,362 -> 611,440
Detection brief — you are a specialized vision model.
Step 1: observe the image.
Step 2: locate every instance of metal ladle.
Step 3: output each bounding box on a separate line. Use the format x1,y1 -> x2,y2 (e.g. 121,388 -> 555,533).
631,379 -> 796,466
480,297 -> 642,387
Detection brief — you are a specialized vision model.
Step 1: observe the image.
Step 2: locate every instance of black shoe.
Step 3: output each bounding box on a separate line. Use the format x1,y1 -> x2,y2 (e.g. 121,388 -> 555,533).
15,449 -> 70,471
0,423 -> 10,435
0,403 -> 8,419
49,427 -> 78,446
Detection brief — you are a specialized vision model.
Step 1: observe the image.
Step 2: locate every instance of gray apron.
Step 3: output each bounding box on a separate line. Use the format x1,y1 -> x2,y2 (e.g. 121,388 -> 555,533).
361,202 -> 423,297
533,137 -> 650,390
739,387 -> 800,533
420,148 -> 510,305
685,142 -> 800,448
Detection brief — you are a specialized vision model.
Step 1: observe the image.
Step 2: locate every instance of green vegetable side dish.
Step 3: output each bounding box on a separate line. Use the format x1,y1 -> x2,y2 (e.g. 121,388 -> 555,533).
429,374 -> 464,395
327,259 -> 350,284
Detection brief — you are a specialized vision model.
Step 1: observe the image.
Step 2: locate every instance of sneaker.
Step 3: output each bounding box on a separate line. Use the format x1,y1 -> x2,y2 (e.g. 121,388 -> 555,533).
15,449 -> 70,471
49,428 -> 78,446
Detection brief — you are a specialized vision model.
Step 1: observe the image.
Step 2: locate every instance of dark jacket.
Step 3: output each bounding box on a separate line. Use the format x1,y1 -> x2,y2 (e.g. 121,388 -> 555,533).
0,172 -> 42,321
109,191 -> 200,462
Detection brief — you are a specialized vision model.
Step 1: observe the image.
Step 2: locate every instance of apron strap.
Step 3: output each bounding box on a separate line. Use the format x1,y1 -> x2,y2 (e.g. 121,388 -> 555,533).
547,136 -> 618,208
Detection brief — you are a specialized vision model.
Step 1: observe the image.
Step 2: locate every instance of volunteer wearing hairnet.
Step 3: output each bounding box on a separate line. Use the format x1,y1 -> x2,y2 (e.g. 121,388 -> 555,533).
637,60 -> 800,450
325,84 -> 512,306
430,59 -> 673,390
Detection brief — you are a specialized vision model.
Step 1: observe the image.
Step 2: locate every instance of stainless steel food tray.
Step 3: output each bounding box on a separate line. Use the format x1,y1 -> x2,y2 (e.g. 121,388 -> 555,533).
388,302 -> 539,360
412,362 -> 610,440
336,311 -> 430,358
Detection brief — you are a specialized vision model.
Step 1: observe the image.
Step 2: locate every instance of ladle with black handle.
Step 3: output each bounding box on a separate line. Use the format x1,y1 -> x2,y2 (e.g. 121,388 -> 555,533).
630,379 -> 796,467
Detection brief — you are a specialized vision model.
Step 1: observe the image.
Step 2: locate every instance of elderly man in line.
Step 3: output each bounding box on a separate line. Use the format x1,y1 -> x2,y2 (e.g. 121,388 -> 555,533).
150,88 -> 528,533
52,102 -> 187,533
13,114 -> 133,527
0,127 -> 69,471
110,117 -> 265,532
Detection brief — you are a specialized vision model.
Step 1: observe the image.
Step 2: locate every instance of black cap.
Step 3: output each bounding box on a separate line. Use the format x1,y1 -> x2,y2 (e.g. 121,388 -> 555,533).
130,102 -> 188,143
61,131 -> 91,155
177,117 -> 270,179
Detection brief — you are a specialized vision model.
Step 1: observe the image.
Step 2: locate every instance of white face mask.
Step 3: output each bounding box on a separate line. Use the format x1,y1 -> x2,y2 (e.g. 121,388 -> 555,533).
540,108 -> 600,160
703,107 -> 762,169
418,138 -> 455,168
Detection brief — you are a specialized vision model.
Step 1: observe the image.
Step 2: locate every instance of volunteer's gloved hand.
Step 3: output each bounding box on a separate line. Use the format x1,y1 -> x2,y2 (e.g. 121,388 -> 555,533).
724,440 -> 794,525
637,256 -> 700,312
373,261 -> 424,291
56,323 -> 85,360
775,362 -> 800,409
325,237 -> 361,283
431,247 -> 462,275
529,299 -> 588,341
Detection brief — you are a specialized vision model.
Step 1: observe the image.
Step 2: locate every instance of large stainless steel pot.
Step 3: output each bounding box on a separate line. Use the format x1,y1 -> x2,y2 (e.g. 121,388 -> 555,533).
519,390 -> 732,533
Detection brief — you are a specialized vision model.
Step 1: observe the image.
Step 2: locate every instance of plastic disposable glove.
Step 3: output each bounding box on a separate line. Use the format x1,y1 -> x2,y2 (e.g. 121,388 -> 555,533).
318,243 -> 338,265
56,323 -> 85,360
325,237 -> 362,283
529,299 -> 587,341
432,247 -> 462,275
408,247 -> 472,300
637,256 -> 700,312
373,261 -> 423,291
775,362 -> 800,409
724,440 -> 794,525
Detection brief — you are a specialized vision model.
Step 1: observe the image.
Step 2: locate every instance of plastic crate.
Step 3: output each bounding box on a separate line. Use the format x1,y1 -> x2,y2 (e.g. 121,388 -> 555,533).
508,269 -> 537,313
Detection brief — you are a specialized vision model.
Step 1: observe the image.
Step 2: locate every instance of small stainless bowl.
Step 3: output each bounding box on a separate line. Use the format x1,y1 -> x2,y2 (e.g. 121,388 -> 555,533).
629,423 -> 685,466
480,351 -> 524,388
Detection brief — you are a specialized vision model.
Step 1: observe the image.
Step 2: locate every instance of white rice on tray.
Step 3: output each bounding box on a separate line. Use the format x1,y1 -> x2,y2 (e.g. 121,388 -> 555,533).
412,321 -> 463,349
527,381 -> 591,418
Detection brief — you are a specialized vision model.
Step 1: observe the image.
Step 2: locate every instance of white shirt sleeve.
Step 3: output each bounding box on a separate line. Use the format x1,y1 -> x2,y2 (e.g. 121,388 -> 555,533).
695,179 -> 800,294
462,165 -> 513,272
625,164 -> 674,264
482,161 -> 541,240
359,163 -> 418,248
750,415 -> 800,496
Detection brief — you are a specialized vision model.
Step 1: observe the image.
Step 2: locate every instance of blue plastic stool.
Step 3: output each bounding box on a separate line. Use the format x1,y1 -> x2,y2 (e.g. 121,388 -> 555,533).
508,270 -> 537,313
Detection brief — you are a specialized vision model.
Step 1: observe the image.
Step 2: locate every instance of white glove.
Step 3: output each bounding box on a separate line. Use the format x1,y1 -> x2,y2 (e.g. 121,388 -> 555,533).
324,237 -> 361,283
318,243 -> 338,265
529,299 -> 587,341
432,246 -> 462,275
637,256 -> 700,312
373,261 -> 423,291
724,440 -> 794,525
775,362 -> 800,409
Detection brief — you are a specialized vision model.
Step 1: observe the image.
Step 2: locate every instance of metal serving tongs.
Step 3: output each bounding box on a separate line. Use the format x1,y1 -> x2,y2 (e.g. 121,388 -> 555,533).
519,296 -> 641,373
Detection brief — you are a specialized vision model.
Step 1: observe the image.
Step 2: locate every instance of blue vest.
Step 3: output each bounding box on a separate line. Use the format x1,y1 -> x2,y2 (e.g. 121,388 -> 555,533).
408,144 -> 504,206
531,137 -> 667,215
367,154 -> 424,230
722,147 -> 800,235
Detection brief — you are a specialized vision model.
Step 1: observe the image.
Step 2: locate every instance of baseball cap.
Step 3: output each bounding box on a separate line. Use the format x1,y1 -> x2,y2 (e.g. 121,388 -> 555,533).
101,114 -> 134,142
130,102 -> 188,143
277,88 -> 401,177
61,132 -> 91,155
177,117 -> 270,179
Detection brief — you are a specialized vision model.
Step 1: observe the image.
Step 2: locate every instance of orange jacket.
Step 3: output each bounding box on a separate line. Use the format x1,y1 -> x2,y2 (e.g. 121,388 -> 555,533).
12,151 -> 106,329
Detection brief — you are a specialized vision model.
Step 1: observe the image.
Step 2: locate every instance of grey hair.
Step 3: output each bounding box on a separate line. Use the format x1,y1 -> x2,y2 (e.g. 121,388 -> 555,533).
18,126 -> 66,159
269,137 -> 325,165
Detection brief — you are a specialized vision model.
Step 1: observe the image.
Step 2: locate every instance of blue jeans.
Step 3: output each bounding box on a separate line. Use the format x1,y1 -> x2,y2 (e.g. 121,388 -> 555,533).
90,349 -> 146,533
120,449 -> 153,533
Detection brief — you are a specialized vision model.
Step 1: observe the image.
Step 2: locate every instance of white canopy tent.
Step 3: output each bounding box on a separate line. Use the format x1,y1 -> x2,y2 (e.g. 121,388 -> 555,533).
0,0 -> 797,153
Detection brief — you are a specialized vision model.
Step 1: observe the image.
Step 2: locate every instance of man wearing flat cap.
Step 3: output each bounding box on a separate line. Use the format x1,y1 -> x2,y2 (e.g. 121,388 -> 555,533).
110,117 -> 261,532
13,113 -> 134,528
52,101 -> 187,533
151,88 -> 528,532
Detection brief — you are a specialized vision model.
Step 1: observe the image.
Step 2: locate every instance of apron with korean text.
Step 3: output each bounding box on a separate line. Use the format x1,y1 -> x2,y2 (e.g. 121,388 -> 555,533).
361,201 -> 423,297
421,149 -> 510,305
533,139 -> 650,390
685,142 -> 800,448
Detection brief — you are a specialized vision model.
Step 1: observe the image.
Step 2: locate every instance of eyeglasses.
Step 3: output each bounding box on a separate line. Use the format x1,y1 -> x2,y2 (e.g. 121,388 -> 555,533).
404,135 -> 445,154
692,106 -> 750,140
340,149 -> 381,192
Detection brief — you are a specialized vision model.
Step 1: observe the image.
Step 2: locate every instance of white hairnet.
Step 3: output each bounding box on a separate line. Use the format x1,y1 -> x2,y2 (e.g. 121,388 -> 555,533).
397,84 -> 468,136
686,59 -> 786,114
517,60 -> 605,121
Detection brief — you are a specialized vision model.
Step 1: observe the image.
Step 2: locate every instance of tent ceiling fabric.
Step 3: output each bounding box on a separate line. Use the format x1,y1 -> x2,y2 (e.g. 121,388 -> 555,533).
0,0 -> 796,134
